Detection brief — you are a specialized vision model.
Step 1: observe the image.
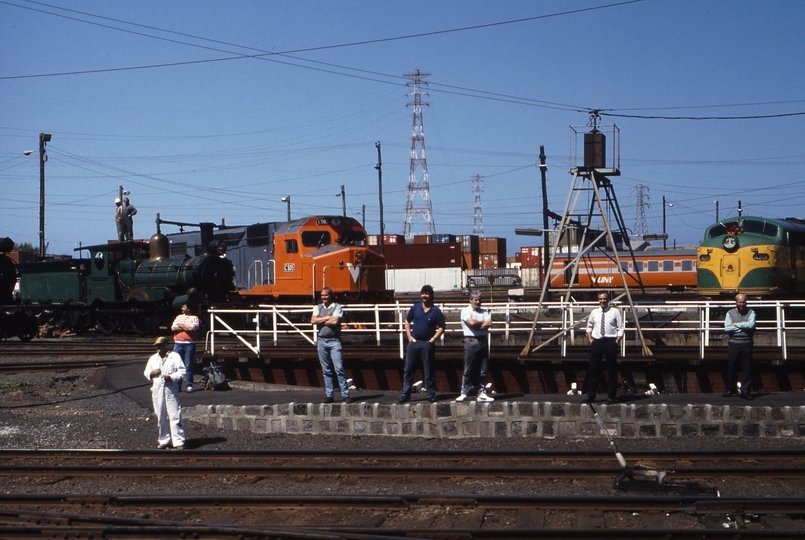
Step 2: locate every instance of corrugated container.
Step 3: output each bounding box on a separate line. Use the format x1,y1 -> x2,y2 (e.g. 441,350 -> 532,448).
480,253 -> 500,269
520,267 -> 541,288
369,243 -> 462,269
383,234 -> 405,245
432,234 -> 457,244
519,246 -> 541,268
466,268 -> 523,288
462,251 -> 479,270
412,235 -> 432,244
386,267 -> 463,294
459,235 -> 480,254
479,237 -> 498,253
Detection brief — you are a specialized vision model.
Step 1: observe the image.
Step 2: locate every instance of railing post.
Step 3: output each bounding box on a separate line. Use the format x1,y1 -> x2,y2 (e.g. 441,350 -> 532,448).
398,301 -> 405,359
375,304 -> 381,346
209,310 -> 215,354
272,307 -> 278,345
504,302 -> 511,345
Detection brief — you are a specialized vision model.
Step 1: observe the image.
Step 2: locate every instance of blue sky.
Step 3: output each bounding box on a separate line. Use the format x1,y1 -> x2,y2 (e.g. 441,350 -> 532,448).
2,0 -> 804,257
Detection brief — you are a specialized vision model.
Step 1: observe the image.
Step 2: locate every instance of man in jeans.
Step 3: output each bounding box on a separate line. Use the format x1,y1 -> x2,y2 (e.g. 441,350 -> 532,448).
312,287 -> 353,403
171,302 -> 200,393
456,290 -> 494,402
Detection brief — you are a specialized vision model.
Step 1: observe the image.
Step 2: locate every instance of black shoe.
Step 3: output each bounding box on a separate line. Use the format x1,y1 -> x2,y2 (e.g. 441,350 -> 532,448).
581,397 -> 594,404
740,393 -> 753,401
605,399 -> 615,405
722,391 -> 734,398
427,396 -> 438,403
323,396 -> 334,404
398,394 -> 410,403
345,396 -> 357,404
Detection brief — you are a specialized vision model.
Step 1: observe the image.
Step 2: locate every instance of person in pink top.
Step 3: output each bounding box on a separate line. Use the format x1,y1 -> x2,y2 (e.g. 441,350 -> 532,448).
171,302 -> 200,392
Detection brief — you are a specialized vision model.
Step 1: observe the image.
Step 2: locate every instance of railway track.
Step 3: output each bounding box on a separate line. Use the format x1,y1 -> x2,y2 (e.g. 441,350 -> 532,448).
3,451 -> 805,537
2,449 -> 805,480
1,494 -> 803,538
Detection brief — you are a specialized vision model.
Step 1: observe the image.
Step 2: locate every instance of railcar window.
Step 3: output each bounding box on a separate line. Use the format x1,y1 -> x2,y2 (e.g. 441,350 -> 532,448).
707,222 -> 739,238
285,239 -> 298,254
338,231 -> 366,246
682,260 -> 693,271
301,231 -> 331,248
663,260 -> 674,271
635,261 -> 644,271
647,261 -> 659,272
620,262 -> 629,271
742,220 -> 778,237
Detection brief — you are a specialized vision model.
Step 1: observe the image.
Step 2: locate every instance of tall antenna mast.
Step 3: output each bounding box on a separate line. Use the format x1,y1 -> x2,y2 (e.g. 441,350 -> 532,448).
472,174 -> 485,236
633,184 -> 649,239
402,69 -> 435,240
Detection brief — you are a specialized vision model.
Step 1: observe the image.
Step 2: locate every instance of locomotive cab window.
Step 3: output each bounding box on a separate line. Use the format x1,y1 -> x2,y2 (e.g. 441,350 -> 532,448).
285,239 -> 298,254
301,231 -> 331,248
742,220 -> 778,237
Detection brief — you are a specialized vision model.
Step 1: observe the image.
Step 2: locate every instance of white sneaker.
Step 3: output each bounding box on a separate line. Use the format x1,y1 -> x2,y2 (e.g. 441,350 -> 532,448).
186,386 -> 194,393
412,381 -> 424,393
477,391 -> 494,402
455,394 -> 468,402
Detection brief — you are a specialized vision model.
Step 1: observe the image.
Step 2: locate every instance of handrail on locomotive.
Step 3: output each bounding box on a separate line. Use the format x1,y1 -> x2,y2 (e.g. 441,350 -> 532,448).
205,299 -> 805,361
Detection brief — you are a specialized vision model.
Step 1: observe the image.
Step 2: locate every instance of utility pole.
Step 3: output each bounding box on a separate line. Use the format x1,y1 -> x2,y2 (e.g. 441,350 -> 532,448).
338,185 -> 346,217
361,204 -> 366,227
662,195 -> 667,250
539,146 -> 549,295
39,133 -> 52,257
375,142 -> 385,255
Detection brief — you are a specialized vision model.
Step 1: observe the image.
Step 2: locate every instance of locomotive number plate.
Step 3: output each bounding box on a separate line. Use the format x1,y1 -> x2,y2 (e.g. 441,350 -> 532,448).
284,263 -> 295,272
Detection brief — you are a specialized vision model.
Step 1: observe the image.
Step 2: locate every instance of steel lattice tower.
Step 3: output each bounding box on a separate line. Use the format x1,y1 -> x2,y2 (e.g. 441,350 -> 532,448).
633,184 -> 649,238
402,69 -> 435,240
472,174 -> 485,236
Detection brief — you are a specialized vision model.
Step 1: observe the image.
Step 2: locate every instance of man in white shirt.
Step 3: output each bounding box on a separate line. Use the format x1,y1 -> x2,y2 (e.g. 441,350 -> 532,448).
144,336 -> 186,449
583,291 -> 624,405
456,290 -> 494,402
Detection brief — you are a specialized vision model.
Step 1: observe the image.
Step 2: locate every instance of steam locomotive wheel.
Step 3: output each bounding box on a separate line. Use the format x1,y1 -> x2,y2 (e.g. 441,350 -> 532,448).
95,314 -> 122,335
132,314 -> 159,336
18,320 -> 37,342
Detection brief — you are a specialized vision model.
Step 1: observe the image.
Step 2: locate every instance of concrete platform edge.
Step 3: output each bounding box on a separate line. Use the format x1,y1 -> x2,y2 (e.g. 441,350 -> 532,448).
184,401 -> 805,439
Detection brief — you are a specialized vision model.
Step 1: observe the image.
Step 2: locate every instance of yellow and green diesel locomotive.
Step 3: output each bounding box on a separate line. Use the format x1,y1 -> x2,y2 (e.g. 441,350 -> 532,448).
697,216 -> 805,297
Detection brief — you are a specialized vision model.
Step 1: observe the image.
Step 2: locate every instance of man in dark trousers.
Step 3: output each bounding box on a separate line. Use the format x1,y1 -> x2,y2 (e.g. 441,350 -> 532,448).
583,291 -> 624,405
399,285 -> 445,404
723,293 -> 755,400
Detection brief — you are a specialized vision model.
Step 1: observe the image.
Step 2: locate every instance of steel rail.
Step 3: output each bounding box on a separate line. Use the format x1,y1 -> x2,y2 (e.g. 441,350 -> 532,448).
2,449 -> 803,479
1,495 -> 805,539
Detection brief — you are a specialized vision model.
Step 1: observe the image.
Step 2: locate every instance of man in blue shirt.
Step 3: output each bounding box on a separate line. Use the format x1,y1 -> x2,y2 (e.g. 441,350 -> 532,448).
399,285 -> 446,403
723,293 -> 755,400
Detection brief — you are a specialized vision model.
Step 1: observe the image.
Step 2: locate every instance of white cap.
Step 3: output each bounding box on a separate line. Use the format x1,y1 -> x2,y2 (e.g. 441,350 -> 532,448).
114,198 -> 121,204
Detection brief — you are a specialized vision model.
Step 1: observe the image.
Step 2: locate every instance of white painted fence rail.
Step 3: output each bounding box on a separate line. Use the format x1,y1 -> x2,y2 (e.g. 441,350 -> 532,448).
206,299 -> 805,360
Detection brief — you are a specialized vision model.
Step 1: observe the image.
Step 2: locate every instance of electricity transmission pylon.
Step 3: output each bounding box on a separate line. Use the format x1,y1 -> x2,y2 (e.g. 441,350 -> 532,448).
402,69 -> 435,240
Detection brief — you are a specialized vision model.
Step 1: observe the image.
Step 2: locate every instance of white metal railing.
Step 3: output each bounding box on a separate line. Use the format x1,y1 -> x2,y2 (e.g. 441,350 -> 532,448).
206,299 -> 805,360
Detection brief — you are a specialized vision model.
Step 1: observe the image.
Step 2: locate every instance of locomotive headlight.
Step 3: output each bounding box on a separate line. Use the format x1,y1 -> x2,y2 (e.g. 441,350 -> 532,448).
722,235 -> 738,252
355,252 -> 363,264
339,260 -> 344,267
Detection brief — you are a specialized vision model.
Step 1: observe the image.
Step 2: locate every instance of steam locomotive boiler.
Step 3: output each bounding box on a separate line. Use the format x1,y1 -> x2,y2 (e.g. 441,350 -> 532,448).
17,227 -> 234,336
